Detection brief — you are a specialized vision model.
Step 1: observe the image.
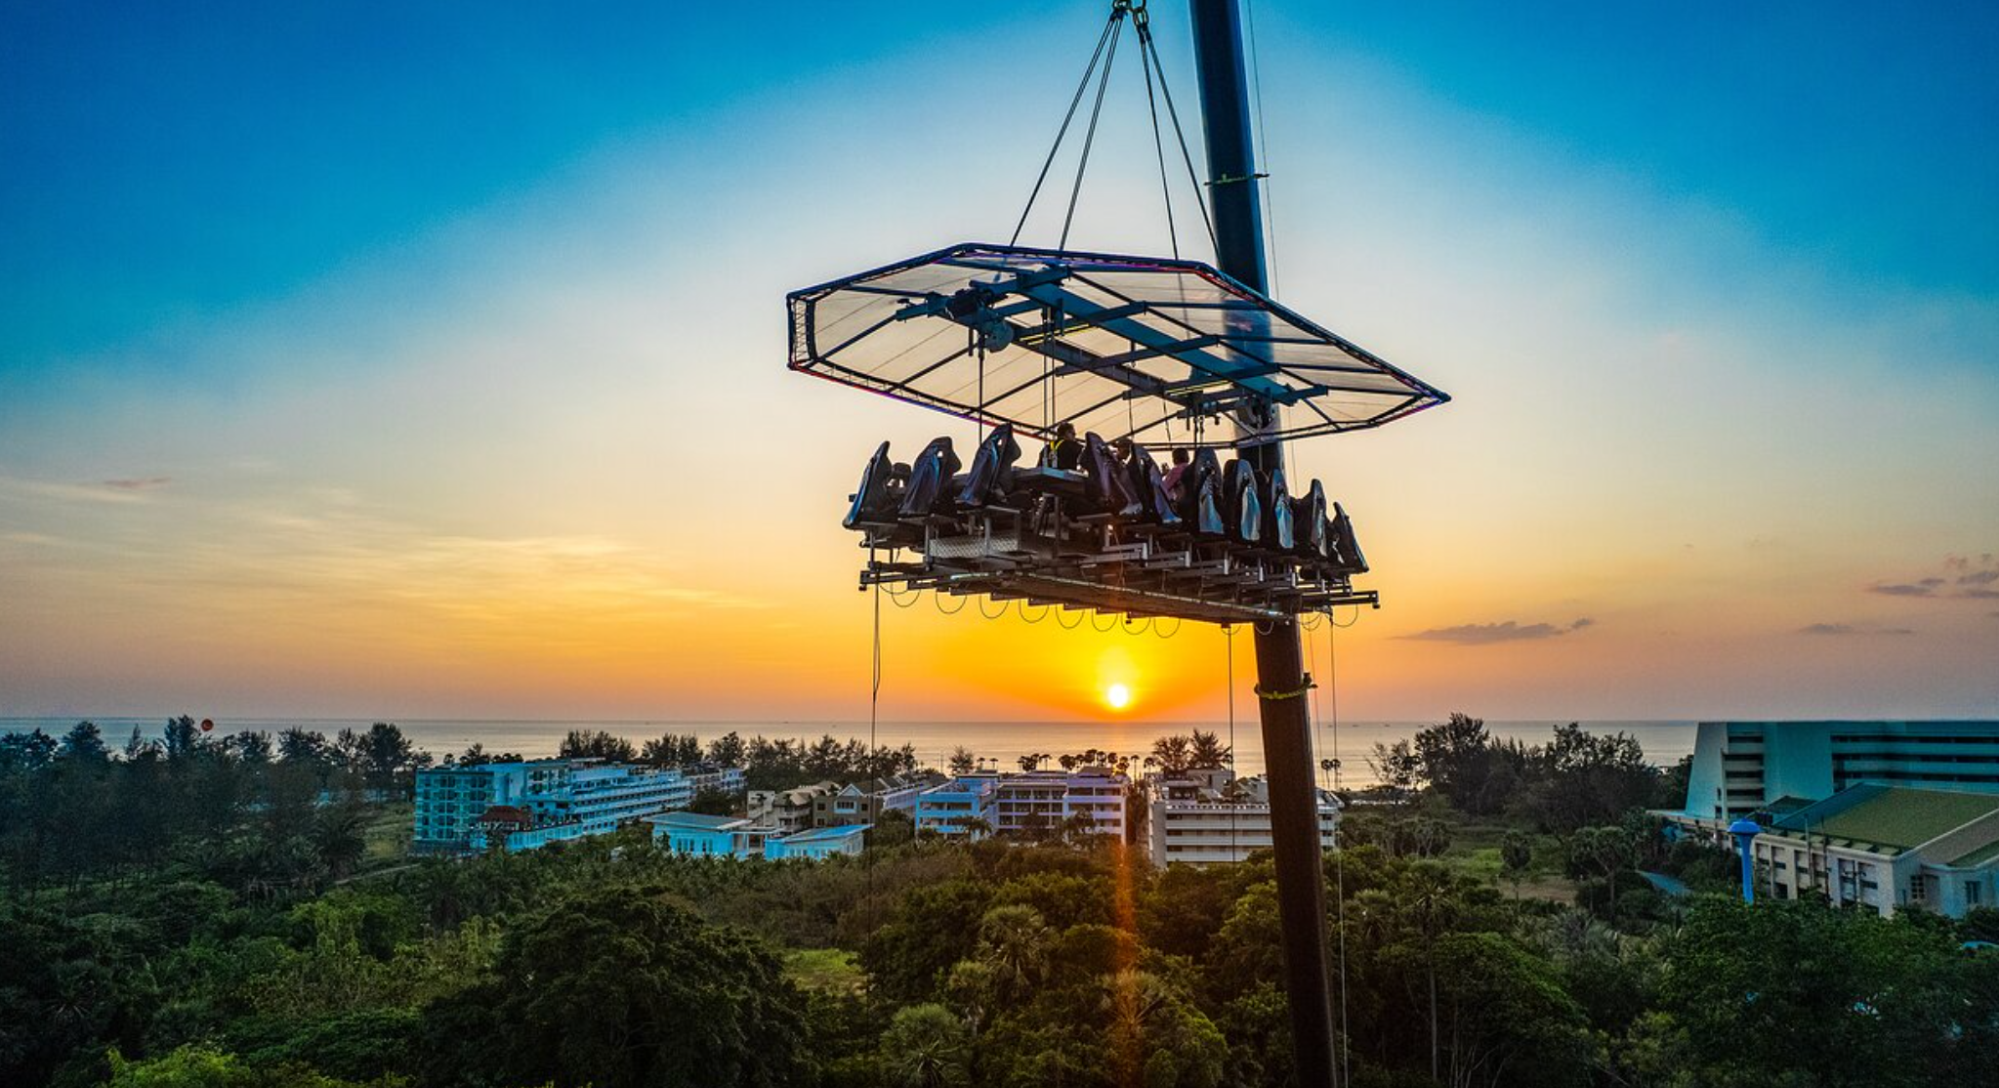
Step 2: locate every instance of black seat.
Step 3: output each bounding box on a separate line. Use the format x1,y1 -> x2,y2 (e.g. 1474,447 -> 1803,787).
898,436 -> 961,518
1223,458 -> 1262,543
1328,501 -> 1368,574
956,424 -> 1021,507
1128,444 -> 1182,526
1264,468 -> 1296,552
843,441 -> 903,530
1295,479 -> 1328,558
1082,432 -> 1143,516
1183,449 -> 1226,536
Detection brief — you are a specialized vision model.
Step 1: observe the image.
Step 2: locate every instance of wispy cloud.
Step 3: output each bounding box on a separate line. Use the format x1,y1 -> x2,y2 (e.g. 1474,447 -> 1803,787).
1798,622 -> 1915,636
1405,618 -> 1594,644
1868,554 -> 1999,599
102,476 -> 172,491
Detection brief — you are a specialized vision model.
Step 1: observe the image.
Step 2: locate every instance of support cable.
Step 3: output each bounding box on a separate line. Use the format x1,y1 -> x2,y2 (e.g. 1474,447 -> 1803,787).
1010,9 -> 1123,247
1137,11 -> 1179,258
1244,0 -> 1280,297
1140,26 -> 1219,259
1059,11 -> 1126,251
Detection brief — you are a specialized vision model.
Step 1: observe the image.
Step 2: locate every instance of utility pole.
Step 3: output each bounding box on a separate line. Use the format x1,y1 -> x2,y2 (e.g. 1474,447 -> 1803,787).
1188,3 -> 1339,1087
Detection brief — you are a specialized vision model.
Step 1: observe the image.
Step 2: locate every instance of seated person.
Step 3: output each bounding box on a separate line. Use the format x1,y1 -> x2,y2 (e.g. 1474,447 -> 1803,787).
1039,422 -> 1082,471
1162,448 -> 1191,503
1083,432 -> 1144,516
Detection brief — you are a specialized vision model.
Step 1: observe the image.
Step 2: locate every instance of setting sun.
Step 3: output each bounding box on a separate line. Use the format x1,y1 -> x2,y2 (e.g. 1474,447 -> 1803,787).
1103,682 -> 1132,711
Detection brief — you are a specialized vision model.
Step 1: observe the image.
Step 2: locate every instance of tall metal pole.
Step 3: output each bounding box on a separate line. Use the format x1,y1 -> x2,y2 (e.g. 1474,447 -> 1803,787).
1188,3 -> 1338,1087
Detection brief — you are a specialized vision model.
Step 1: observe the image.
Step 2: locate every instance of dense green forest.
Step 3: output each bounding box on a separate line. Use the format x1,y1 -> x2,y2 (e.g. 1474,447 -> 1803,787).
3,717 -> 1997,1088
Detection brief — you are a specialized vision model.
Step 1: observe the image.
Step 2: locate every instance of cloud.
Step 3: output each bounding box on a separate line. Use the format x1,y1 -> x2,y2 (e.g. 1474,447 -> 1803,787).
102,476 -> 172,491
1959,588 -> 1999,600
1959,570 -> 1999,586
1868,582 -> 1936,597
1798,622 -> 1915,636
1404,618 -> 1593,644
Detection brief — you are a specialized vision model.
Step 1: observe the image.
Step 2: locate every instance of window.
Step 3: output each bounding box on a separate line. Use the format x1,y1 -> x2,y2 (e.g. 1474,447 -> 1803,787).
1970,882 -> 1983,906
1909,876 -> 1927,903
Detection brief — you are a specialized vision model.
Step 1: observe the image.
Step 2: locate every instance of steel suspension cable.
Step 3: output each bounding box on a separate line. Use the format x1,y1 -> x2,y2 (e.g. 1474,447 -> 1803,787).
1009,8 -> 1124,248
1059,12 -> 1126,251
1139,27 -> 1219,259
1136,15 -> 1179,258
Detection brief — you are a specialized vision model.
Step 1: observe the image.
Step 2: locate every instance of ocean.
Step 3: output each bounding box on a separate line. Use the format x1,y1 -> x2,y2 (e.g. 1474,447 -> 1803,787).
1,717 -> 1697,787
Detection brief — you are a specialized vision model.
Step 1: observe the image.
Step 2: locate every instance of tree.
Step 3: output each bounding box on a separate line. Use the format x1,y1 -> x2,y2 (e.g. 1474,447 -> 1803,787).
707,731 -> 747,768
1150,735 -> 1194,777
879,1004 -> 971,1088
1412,712 -> 1499,812
1501,830 -> 1534,900
277,727 -> 329,764
687,788 -> 736,816
559,728 -> 636,762
420,887 -> 811,1088
59,721 -> 111,764
1187,729 -> 1231,770
1567,825 -> 1638,916
1369,738 -> 1418,791
977,904 -> 1051,1001
948,747 -> 977,776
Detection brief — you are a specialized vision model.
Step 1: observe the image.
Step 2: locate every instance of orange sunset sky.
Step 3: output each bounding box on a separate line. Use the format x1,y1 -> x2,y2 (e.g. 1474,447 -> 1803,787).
4,4 -> 1996,724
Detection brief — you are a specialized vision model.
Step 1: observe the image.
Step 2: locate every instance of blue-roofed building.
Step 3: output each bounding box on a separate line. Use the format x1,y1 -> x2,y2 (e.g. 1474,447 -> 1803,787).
649,810 -> 773,859
1735,784 -> 1999,918
765,824 -> 869,861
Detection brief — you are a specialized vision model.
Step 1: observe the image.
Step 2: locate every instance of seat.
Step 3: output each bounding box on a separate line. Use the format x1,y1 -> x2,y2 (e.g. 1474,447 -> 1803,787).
1264,468 -> 1296,553
956,424 -> 1022,508
1329,501 -> 1368,574
1128,444 -> 1182,526
843,441 -> 905,530
898,436 -> 962,518
1295,479 -> 1328,559
1182,449 -> 1226,536
1082,432 -> 1143,516
1223,459 -> 1263,543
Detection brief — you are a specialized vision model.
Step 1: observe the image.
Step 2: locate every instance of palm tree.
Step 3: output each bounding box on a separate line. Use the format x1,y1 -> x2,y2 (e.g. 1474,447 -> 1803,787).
979,904 -> 1051,1000
880,1004 -> 970,1087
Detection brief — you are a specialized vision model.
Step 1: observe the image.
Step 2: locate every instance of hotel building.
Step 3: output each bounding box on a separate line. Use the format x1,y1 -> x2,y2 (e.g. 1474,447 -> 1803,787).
1146,768 -> 1341,866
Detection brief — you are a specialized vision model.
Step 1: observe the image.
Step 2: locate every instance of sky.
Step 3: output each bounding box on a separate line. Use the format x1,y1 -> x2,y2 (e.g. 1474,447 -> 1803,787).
3,1 -> 1996,725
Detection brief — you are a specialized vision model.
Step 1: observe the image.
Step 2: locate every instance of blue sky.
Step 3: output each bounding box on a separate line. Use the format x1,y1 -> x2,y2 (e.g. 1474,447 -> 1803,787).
2,2 -> 1995,720
7,2 -> 1993,378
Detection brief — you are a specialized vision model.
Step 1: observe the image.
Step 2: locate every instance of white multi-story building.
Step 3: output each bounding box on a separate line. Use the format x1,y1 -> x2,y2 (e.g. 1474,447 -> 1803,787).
415,758 -> 740,855
1146,768 -> 1341,867
912,767 -> 1129,840
748,781 -> 840,834
1740,783 -> 1999,918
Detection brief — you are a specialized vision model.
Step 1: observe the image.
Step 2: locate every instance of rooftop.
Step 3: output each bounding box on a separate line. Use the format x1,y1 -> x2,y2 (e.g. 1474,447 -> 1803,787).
780,824 -> 872,843
1776,786 -> 1999,852
646,811 -> 755,832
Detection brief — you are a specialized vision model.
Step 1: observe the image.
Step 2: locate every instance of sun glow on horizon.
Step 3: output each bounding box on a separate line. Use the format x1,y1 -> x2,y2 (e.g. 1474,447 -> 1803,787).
1103,682 -> 1132,712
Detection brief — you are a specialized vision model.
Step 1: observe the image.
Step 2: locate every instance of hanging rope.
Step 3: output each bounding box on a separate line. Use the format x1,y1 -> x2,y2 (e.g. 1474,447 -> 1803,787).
1326,615 -> 1351,1088
1055,608 -> 1086,630
1010,6 -> 1125,247
978,595 -> 1009,620
1225,624 -> 1238,860
1017,599 -> 1052,624
934,592 -> 970,615
1153,616 -> 1183,639
886,584 -> 923,609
